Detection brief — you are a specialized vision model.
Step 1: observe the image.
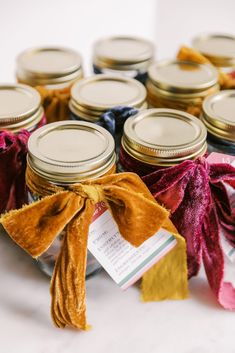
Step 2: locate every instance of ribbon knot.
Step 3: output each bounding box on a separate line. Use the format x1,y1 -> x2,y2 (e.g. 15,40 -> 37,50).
70,183 -> 104,204
1,170 -> 188,330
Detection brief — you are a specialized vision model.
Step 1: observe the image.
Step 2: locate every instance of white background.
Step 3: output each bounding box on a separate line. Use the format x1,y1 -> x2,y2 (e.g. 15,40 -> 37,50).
1,1 -> 235,352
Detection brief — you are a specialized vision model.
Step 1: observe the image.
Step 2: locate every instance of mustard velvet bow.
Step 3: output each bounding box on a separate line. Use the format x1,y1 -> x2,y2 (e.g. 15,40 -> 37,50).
36,86 -> 71,123
0,172 -> 188,330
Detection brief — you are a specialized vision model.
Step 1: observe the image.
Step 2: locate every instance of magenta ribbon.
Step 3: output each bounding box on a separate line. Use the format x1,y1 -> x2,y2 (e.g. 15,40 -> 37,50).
0,130 -> 30,213
143,158 -> 235,309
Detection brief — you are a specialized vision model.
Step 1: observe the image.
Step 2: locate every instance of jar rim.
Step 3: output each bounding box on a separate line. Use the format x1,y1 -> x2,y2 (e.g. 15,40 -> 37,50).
70,74 -> 146,117
201,90 -> 235,142
192,33 -> 235,67
122,108 -> 207,166
0,83 -> 44,132
93,35 -> 154,70
27,121 -> 116,183
16,46 -> 83,86
148,60 -> 218,93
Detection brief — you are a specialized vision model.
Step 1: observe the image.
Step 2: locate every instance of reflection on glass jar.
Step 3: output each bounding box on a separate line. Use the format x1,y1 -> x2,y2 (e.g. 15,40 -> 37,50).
119,108 -> 207,176
16,47 -> 83,123
146,60 -> 219,117
92,36 -> 155,84
192,33 -> 235,75
0,83 -> 45,133
201,90 -> 235,155
27,121 -> 116,278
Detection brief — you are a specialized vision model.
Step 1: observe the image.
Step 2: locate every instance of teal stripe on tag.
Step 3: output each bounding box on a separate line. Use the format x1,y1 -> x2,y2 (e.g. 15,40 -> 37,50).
118,236 -> 175,287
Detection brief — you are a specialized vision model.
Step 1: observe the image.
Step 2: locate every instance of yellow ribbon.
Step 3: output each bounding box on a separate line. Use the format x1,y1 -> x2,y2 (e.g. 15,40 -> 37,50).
0,170 -> 188,330
36,86 -> 71,123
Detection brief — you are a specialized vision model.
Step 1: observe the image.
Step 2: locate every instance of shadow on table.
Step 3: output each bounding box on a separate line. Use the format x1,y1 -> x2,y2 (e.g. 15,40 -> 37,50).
0,224 -> 48,283
189,275 -> 221,310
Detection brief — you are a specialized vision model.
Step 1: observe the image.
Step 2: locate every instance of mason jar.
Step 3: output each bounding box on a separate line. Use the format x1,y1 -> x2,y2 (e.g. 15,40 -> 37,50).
0,83 -> 45,133
201,90 -> 235,155
27,121 -> 116,277
92,36 -> 155,84
192,33 -> 235,75
69,74 -> 146,147
16,46 -> 83,122
118,108 -> 207,176
146,60 -> 219,117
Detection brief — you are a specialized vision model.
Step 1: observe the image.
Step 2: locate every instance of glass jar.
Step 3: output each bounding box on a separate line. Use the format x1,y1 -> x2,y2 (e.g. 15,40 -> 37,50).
69,74 -> 147,121
0,83 -> 45,133
69,74 -> 146,147
201,90 -> 235,155
192,33 -> 235,75
92,36 -> 155,84
119,108 -> 207,175
146,60 -> 219,117
16,47 -> 83,122
27,121 -> 116,277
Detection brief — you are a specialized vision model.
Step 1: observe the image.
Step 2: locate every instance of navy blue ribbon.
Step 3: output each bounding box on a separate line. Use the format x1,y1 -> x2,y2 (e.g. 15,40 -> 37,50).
97,106 -> 138,136
93,65 -> 148,85
97,106 -> 138,152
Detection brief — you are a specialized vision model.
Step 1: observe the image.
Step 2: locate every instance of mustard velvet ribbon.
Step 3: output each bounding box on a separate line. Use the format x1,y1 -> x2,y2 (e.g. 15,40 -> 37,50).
0,171 -> 188,330
36,86 -> 71,123
177,46 -> 235,89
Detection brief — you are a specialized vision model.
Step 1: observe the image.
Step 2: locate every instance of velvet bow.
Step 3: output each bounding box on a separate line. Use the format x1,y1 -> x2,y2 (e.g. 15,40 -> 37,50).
143,158 -> 235,310
0,130 -> 29,213
0,172 -> 188,330
36,85 -> 71,123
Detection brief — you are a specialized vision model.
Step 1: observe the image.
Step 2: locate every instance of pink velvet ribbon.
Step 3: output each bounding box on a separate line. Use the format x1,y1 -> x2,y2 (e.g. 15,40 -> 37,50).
0,130 -> 30,213
0,116 -> 46,213
142,157 -> 235,310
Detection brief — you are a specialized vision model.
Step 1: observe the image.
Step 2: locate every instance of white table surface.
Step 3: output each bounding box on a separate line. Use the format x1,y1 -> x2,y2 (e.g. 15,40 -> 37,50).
1,228 -> 235,353
1,0 -> 235,352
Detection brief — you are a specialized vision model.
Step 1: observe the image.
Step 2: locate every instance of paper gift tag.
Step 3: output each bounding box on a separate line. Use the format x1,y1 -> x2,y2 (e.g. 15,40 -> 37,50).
207,152 -> 235,263
88,202 -> 176,290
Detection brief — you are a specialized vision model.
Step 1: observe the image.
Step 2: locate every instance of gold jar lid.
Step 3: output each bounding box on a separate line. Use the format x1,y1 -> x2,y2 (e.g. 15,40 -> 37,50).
69,75 -> 147,121
28,121 -> 116,183
16,47 -> 83,86
148,60 -> 218,94
192,33 -> 235,67
201,90 -> 235,142
93,36 -> 154,71
0,83 -> 44,132
122,108 -> 207,166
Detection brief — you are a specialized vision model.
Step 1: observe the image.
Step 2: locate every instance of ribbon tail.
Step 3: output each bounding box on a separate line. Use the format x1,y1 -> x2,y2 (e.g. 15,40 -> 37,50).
203,206 -> 235,310
141,219 -> 188,301
50,199 -> 95,330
